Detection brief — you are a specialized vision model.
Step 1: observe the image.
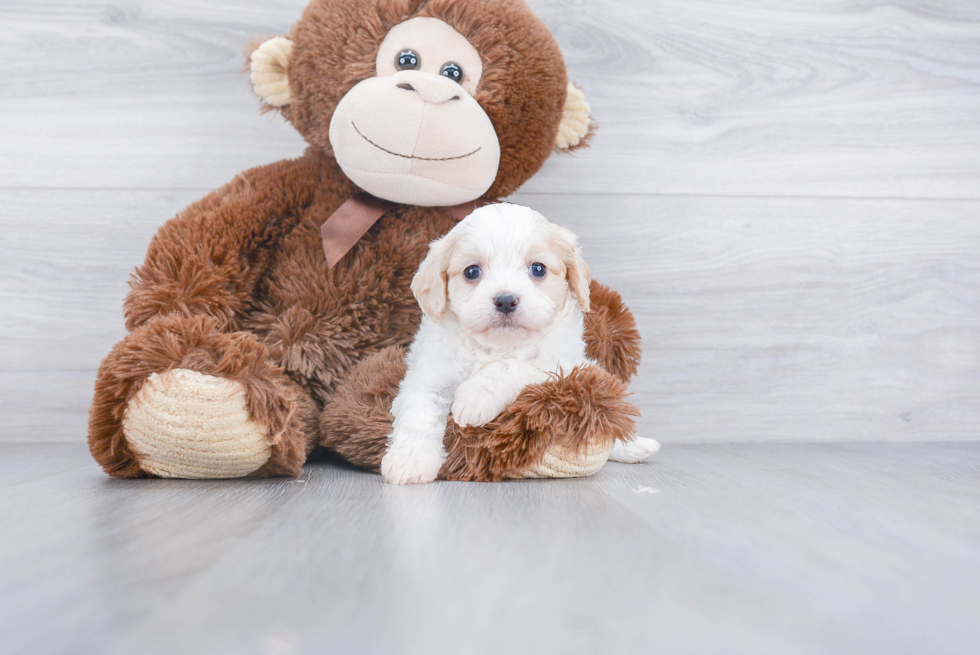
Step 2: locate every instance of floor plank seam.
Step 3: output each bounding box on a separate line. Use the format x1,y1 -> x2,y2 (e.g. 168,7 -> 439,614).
2,187 -> 980,203
0,463 -> 93,492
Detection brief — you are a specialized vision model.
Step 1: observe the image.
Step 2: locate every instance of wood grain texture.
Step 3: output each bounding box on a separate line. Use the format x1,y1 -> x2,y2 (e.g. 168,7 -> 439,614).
0,443 -> 977,655
0,372 -> 97,442
0,189 -> 184,371
3,190 -> 978,442
0,0 -> 978,196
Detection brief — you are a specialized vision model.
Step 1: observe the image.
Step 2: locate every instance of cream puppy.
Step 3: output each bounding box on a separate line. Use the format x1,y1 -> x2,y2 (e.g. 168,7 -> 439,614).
381,204 -> 659,484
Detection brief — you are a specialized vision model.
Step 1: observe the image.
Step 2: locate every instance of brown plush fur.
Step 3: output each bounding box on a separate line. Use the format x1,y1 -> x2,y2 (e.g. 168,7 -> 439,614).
583,281 -> 643,383
123,157 -> 325,332
319,345 -> 407,469
89,314 -> 319,477
87,0 -> 642,479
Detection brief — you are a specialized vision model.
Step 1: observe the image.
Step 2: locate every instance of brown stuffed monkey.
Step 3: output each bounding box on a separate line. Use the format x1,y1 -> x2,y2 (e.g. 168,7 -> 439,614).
88,0 -> 642,481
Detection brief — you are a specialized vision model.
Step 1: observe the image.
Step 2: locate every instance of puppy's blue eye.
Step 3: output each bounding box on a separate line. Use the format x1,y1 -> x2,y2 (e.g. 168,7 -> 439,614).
529,262 -> 547,278
464,265 -> 481,281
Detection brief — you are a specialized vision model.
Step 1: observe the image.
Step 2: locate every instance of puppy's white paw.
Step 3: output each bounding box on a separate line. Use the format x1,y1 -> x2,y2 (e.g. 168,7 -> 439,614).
451,378 -> 509,428
381,441 -> 445,484
609,436 -> 661,464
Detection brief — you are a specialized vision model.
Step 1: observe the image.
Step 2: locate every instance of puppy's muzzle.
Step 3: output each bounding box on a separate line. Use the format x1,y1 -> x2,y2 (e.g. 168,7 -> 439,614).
494,293 -> 519,315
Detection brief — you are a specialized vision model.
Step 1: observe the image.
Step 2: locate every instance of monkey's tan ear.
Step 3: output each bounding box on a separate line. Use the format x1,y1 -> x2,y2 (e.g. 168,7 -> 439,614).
250,37 -> 293,107
555,83 -> 594,151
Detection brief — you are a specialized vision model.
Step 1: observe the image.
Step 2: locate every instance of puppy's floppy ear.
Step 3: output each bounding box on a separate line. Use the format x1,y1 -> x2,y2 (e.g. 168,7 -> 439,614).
552,225 -> 592,312
411,234 -> 455,321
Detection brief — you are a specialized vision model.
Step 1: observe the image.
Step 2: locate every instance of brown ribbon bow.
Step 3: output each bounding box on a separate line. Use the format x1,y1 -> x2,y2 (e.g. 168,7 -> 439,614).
320,193 -> 484,269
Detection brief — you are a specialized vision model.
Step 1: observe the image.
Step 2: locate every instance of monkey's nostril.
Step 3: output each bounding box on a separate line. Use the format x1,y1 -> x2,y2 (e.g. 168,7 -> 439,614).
494,294 -> 519,315
396,83 -> 415,91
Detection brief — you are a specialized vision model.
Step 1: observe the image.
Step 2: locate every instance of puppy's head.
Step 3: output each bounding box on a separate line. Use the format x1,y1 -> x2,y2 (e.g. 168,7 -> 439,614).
412,204 -> 590,348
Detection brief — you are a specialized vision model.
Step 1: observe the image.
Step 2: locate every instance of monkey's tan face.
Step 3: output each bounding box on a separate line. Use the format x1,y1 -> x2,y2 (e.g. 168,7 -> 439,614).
328,17 -> 501,206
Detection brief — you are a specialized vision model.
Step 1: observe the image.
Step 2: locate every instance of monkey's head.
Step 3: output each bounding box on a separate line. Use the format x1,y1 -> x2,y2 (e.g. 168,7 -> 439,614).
248,0 -> 593,207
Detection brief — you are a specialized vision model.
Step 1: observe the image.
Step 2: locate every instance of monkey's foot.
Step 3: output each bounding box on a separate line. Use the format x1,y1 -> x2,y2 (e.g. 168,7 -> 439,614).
520,441 -> 612,479
122,369 -> 272,479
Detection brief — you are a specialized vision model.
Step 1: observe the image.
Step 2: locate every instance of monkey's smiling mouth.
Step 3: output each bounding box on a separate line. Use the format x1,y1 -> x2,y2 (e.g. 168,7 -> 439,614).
352,122 -> 482,162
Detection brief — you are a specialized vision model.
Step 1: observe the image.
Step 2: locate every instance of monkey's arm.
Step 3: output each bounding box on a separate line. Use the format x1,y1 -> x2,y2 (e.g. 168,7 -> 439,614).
583,280 -> 642,384
123,156 -> 321,332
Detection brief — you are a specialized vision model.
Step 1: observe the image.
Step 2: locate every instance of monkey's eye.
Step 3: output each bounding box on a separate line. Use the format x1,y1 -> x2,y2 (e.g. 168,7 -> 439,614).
396,49 -> 421,71
529,262 -> 547,279
463,265 -> 481,281
440,62 -> 463,84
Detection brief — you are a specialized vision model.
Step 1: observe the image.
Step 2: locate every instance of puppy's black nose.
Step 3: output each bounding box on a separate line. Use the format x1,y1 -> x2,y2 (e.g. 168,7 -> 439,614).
494,293 -> 519,314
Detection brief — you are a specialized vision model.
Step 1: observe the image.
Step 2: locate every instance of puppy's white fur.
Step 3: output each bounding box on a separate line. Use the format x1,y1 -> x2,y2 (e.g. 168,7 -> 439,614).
381,204 -> 658,484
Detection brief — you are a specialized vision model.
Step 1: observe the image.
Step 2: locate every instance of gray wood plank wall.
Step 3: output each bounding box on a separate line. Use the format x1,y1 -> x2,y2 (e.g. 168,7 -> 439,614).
1,0 -> 978,443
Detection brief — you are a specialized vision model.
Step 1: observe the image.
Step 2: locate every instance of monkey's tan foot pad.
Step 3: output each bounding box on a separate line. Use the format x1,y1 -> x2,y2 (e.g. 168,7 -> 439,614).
122,368 -> 272,479
518,441 -> 612,479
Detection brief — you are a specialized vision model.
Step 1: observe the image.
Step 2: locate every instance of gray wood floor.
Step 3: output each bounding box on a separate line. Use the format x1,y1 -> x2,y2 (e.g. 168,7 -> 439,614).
1,443 -> 978,655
